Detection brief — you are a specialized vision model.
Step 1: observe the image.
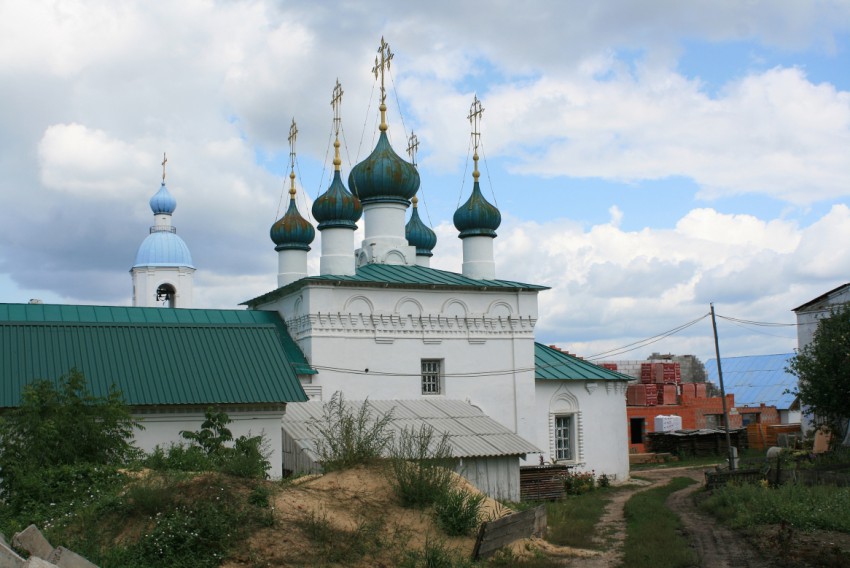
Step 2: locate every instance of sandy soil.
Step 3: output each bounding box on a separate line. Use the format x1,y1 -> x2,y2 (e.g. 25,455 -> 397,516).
221,464 -> 847,567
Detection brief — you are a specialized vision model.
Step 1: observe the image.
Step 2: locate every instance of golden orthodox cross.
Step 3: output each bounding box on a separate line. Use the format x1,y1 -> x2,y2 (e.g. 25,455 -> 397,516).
161,152 -> 167,182
407,131 -> 419,167
372,36 -> 393,104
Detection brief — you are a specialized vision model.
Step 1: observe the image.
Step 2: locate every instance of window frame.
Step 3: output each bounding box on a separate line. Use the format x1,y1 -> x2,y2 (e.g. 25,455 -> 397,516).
554,414 -> 574,462
421,359 -> 442,395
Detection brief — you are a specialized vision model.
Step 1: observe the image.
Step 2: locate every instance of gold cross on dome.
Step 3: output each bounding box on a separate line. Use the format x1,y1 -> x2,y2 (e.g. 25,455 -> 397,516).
331,79 -> 344,135
468,95 -> 484,153
407,132 -> 419,167
161,152 -> 167,182
372,36 -> 393,104
288,118 -> 298,158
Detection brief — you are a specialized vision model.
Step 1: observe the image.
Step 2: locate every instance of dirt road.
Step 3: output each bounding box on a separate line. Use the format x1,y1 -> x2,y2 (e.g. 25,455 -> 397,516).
560,466 -> 771,568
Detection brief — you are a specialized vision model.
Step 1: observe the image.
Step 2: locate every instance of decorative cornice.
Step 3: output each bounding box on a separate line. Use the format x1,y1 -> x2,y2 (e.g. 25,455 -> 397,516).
284,311 -> 537,342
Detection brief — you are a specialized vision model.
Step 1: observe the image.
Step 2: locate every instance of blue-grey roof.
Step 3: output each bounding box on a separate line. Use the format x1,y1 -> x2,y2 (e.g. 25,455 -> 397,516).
242,263 -> 549,307
704,354 -> 798,409
133,230 -> 194,268
282,398 -> 540,460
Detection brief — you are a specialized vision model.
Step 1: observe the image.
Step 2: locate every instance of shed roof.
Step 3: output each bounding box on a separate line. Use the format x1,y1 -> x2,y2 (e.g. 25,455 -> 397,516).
0,303 -> 311,409
281,398 -> 541,462
242,263 -> 548,307
704,354 -> 797,409
535,343 -> 633,381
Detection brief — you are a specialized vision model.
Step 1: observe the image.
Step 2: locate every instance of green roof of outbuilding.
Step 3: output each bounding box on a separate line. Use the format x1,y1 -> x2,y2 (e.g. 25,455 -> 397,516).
535,343 -> 632,381
0,303 -> 311,409
243,263 -> 549,307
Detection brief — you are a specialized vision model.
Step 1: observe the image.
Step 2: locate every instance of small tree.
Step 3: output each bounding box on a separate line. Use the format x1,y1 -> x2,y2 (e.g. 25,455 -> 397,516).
788,305 -> 850,446
0,368 -> 139,506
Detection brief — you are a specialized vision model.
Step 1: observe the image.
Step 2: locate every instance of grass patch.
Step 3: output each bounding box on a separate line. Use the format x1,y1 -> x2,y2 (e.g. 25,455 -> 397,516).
700,482 -> 850,532
620,477 -> 698,568
300,509 -> 387,564
544,486 -> 625,549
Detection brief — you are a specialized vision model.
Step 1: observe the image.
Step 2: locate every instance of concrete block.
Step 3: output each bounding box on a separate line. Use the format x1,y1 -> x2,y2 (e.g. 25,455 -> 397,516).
22,558 -> 57,568
47,548 -> 97,568
0,538 -> 25,568
11,527 -> 53,561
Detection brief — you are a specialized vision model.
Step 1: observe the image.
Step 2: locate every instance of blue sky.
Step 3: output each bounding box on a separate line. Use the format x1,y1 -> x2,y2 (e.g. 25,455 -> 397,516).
1,0 -> 848,363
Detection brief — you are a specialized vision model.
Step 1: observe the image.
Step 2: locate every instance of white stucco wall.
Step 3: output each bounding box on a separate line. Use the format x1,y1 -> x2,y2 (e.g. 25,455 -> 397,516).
257,283 -> 540,447
132,409 -> 286,478
533,380 -> 630,482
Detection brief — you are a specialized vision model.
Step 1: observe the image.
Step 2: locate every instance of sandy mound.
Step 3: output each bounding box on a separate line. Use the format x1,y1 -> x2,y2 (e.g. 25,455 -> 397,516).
222,464 -> 526,567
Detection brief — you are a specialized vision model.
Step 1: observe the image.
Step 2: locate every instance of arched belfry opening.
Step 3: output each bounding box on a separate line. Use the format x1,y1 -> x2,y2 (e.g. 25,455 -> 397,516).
156,283 -> 177,308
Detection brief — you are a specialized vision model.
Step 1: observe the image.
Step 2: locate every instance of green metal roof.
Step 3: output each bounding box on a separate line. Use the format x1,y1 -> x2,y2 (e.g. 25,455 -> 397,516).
0,303 -> 311,409
535,343 -> 632,381
242,263 -> 549,307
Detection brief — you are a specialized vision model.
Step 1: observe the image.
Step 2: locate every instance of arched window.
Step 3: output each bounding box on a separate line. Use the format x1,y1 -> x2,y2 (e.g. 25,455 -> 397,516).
156,283 -> 177,308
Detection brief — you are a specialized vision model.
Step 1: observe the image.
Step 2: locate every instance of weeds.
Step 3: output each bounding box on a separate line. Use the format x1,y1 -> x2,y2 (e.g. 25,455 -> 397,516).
544,485 -> 623,549
434,487 -> 484,536
390,424 -> 456,508
700,482 -> 850,532
309,392 -> 395,471
300,509 -> 386,563
399,536 -> 473,568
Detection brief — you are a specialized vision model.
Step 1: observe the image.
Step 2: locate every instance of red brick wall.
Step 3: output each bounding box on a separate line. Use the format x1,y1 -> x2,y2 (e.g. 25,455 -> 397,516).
627,394 -> 743,453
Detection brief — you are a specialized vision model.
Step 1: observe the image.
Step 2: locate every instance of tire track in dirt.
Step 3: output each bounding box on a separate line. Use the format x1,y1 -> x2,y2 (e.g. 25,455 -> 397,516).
559,467 -> 770,567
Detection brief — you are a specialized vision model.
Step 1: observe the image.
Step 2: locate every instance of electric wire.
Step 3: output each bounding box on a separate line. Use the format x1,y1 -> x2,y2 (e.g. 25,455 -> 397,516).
586,313 -> 711,361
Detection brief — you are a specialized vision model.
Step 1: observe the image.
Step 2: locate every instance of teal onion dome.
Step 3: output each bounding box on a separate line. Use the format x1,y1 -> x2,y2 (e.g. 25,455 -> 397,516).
270,197 -> 315,251
405,201 -> 437,257
453,182 -> 501,238
150,183 -> 177,215
348,131 -> 419,205
312,170 -> 362,230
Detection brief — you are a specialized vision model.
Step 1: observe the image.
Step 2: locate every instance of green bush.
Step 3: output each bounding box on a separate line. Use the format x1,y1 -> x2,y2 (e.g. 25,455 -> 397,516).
390,425 -> 457,508
146,408 -> 271,479
561,470 -> 596,495
0,369 -> 139,506
309,392 -> 395,471
434,487 -> 484,536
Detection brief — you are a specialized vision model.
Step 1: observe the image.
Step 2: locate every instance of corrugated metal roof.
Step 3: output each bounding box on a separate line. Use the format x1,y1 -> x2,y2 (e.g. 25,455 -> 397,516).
535,343 -> 633,381
704,354 -> 797,409
281,398 -> 541,462
0,303 -> 311,408
242,264 -> 549,307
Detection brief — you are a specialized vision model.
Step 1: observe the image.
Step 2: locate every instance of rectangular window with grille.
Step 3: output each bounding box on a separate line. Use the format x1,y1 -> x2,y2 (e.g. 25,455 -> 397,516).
421,359 -> 441,395
555,415 -> 572,461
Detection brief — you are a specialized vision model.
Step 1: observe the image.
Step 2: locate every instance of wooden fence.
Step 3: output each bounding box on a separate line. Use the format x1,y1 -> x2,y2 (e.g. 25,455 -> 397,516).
472,505 -> 547,560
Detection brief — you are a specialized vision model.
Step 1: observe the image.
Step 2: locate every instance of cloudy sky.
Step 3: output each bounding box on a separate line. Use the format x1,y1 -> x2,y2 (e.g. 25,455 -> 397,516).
1,0 -> 848,363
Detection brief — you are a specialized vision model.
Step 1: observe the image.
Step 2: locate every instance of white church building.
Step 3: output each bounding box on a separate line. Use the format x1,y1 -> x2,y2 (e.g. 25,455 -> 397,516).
0,44 -> 630,490
242,49 -> 631,483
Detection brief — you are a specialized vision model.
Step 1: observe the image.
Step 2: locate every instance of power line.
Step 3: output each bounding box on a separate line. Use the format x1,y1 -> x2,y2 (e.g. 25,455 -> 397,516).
715,314 -> 799,327
586,313 -> 710,361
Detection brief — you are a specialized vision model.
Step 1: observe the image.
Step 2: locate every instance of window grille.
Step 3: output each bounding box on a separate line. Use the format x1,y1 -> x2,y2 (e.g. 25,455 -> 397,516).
555,415 -> 572,461
421,359 -> 441,395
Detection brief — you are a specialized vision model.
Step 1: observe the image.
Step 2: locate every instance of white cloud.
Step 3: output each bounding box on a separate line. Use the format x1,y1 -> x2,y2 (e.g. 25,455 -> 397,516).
1,0 -> 848,362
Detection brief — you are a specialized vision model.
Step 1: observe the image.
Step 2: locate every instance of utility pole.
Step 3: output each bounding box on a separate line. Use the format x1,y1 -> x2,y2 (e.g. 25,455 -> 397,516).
710,303 -> 736,470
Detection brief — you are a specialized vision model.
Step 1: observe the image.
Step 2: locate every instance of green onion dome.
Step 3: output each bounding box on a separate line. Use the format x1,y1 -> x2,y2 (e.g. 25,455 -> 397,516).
270,191 -> 315,251
405,197 -> 437,256
348,131 -> 419,205
312,170 -> 362,230
453,182 -> 501,238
